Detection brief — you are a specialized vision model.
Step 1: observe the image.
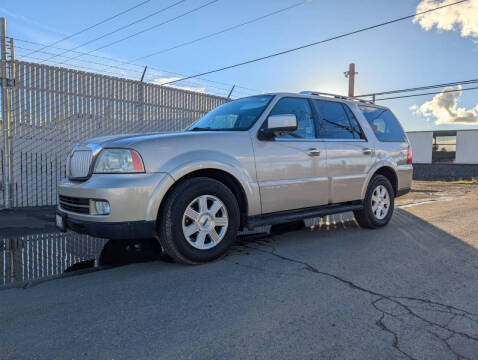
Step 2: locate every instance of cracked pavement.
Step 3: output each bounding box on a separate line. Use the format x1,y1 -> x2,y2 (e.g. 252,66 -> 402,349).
1,185 -> 478,359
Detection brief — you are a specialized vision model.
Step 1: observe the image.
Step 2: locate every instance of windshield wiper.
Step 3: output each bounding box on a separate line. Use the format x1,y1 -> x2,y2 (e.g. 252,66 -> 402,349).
189,127 -> 213,131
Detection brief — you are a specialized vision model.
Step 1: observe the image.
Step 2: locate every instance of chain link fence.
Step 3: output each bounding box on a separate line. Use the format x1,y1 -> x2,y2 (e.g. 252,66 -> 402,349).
0,60 -> 227,208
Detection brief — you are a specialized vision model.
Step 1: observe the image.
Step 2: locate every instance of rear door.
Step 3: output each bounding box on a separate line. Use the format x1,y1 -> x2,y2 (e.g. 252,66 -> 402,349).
359,106 -> 412,191
312,99 -> 375,203
253,97 -> 328,213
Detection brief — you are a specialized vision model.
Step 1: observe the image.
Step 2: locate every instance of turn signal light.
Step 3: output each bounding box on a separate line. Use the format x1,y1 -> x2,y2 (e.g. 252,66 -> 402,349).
131,150 -> 144,172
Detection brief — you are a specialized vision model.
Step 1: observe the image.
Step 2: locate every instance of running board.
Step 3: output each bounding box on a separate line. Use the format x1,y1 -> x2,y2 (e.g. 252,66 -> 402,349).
246,201 -> 363,229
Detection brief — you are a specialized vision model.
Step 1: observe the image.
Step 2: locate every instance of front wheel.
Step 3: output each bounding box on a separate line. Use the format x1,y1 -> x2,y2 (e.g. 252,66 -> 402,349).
158,177 -> 240,264
354,175 -> 395,229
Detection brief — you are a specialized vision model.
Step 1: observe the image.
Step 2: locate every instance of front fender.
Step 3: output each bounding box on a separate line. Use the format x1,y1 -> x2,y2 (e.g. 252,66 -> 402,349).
145,151 -> 261,221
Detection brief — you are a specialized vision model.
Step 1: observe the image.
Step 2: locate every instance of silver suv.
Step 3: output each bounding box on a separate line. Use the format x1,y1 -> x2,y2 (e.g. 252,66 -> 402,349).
57,92 -> 413,264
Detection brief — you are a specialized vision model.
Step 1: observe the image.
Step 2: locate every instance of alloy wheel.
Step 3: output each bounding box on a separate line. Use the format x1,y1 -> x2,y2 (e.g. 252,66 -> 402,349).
371,185 -> 390,220
182,195 -> 229,250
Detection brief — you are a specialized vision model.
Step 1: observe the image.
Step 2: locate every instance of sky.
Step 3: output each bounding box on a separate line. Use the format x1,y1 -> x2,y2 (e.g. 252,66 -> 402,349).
1,0 -> 477,131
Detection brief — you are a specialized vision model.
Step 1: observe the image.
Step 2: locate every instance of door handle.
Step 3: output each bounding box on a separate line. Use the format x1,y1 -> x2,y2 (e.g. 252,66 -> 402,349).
307,148 -> 321,157
362,148 -> 372,155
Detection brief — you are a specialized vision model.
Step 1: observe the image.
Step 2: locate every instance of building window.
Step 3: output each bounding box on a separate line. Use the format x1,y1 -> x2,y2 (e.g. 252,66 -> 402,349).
432,131 -> 456,163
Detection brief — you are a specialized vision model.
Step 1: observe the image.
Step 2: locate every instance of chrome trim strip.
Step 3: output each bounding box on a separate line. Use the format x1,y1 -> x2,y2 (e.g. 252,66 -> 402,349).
275,138 -> 367,143
260,177 -> 328,187
319,139 -> 367,142
274,138 -> 319,143
331,173 -> 367,180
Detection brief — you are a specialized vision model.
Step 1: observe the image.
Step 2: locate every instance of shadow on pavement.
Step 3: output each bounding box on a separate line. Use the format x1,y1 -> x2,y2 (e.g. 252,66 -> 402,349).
1,208 -> 478,359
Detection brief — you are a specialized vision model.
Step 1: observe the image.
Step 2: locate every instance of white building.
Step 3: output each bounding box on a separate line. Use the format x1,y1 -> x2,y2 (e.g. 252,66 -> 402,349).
406,130 -> 478,164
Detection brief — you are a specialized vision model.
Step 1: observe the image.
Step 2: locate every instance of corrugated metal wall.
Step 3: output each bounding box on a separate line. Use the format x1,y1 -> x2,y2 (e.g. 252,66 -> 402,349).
0,60 -> 227,207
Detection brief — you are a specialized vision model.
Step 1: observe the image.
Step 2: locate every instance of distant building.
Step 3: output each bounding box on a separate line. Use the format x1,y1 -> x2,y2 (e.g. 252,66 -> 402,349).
406,130 -> 478,180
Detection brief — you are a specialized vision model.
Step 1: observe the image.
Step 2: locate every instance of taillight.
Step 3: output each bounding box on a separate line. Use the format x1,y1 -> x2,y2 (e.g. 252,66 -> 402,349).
407,145 -> 413,164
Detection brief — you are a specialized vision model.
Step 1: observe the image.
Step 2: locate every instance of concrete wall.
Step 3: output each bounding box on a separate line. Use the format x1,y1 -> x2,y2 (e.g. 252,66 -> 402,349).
412,164 -> 478,181
406,132 -> 433,163
456,130 -> 478,164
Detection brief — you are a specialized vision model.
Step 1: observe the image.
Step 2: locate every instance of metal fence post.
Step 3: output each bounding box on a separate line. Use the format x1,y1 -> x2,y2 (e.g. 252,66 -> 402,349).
138,66 -> 147,129
1,17 -> 13,209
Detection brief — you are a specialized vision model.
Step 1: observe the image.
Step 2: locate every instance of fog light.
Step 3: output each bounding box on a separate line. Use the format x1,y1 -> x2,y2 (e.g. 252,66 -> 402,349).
95,200 -> 110,215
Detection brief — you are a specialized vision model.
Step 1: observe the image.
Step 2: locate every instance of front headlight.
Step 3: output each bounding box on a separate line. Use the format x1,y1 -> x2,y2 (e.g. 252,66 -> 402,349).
94,149 -> 145,173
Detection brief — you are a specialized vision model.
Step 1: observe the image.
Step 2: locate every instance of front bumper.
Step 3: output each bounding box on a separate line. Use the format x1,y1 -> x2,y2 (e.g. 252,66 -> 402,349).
57,172 -> 171,223
56,172 -> 173,239
57,209 -> 155,240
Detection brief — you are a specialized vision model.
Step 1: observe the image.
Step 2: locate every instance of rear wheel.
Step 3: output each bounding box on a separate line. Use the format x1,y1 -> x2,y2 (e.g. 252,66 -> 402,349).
158,177 -> 240,264
354,175 -> 394,229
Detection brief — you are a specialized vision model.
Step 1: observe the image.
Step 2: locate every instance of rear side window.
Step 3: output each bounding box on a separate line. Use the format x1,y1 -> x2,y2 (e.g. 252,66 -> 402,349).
360,107 -> 406,142
313,100 -> 364,140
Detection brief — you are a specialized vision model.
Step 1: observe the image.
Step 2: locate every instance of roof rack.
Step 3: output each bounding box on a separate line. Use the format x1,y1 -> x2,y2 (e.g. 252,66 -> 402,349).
299,91 -> 375,105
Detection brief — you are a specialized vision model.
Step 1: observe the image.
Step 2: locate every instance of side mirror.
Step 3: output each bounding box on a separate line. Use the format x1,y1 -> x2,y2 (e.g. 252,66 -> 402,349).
260,114 -> 298,139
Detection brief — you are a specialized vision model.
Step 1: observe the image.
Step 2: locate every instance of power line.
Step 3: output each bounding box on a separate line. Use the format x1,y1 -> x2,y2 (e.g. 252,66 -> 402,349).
356,78 -> 478,97
22,0 -> 153,58
128,0 -> 308,63
159,0 -> 468,85
16,52 -> 232,97
375,85 -> 478,101
52,0 -> 219,67
17,53 -> 147,81
15,44 -> 144,75
12,37 -> 265,93
13,37 -> 147,67
15,46 -> 246,97
40,0 -> 187,63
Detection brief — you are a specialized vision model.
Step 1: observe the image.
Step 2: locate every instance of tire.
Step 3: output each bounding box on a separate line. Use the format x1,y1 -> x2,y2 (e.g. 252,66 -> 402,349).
158,177 -> 240,264
354,175 -> 395,229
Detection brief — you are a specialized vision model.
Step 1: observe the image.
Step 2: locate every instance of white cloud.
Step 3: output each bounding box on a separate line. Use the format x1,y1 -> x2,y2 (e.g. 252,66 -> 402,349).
152,77 -> 206,93
412,85 -> 478,124
413,0 -> 478,38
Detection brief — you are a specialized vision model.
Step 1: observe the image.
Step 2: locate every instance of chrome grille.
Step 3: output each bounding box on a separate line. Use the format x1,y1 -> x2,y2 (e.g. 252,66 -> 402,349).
59,195 -> 90,214
69,151 -> 93,178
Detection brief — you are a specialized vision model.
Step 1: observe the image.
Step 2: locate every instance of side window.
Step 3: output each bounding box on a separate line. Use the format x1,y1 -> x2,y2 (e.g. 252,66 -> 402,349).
313,100 -> 357,140
343,104 -> 365,139
360,107 -> 406,142
269,97 -> 315,139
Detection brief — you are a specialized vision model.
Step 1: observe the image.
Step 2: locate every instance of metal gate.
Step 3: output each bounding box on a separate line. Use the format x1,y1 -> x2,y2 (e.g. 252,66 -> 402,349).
0,59 -> 226,208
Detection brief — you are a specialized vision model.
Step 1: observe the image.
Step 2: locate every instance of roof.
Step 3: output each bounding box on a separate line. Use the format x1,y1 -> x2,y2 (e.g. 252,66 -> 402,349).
257,91 -> 388,109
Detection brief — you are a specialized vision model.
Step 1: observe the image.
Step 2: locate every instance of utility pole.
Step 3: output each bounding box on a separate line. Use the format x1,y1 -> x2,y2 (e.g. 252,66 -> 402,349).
1,17 -> 13,209
344,63 -> 358,97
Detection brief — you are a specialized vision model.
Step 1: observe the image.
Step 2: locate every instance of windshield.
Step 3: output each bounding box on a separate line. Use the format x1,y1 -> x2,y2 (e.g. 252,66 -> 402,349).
188,95 -> 273,131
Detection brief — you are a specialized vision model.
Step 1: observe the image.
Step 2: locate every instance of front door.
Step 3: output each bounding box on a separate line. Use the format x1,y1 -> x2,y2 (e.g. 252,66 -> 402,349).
252,97 -> 328,214
312,99 -> 375,203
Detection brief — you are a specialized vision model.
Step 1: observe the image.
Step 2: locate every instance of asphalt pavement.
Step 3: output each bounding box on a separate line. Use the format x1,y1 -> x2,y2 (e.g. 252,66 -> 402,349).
1,183 -> 478,360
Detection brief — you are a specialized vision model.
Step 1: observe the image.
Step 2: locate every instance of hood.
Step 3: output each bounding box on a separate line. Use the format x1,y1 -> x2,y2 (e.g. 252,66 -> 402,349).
74,130 -> 254,175
77,132 -> 183,148
77,131 -> 242,149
